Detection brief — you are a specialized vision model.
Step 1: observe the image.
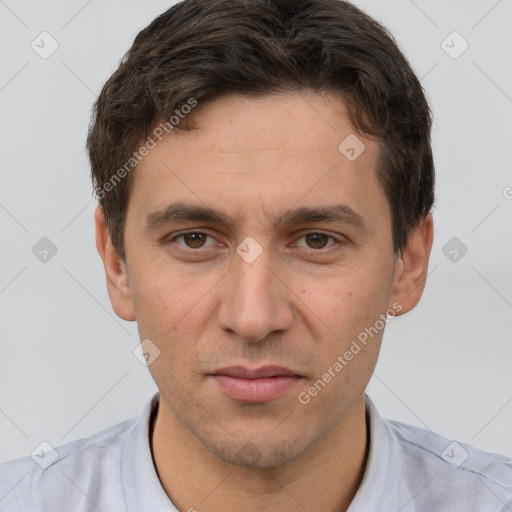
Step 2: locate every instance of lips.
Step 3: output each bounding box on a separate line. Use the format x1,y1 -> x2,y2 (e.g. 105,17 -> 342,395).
208,365 -> 303,403
210,365 -> 302,379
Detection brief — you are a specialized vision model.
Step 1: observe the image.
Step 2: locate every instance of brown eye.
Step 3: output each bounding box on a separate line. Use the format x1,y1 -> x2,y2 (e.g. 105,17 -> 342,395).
304,233 -> 331,249
182,233 -> 208,248
170,232 -> 213,249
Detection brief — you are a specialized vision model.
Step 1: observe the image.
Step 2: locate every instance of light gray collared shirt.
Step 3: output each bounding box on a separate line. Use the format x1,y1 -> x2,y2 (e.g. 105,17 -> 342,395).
1,392 -> 511,511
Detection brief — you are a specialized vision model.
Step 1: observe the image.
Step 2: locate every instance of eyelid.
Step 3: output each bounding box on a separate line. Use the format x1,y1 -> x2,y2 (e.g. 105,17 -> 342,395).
168,230 -> 218,249
168,229 -> 345,251
292,231 -> 341,250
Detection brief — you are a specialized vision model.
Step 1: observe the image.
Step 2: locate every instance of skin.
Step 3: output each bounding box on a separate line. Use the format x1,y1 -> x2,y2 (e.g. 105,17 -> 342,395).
95,91 -> 433,512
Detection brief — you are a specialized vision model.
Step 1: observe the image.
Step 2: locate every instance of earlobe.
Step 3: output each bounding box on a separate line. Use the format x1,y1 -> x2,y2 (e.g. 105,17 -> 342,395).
94,206 -> 136,321
389,214 -> 434,316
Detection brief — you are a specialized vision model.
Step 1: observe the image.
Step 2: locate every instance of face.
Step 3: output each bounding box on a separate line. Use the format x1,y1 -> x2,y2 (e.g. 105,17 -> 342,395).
99,92 -> 429,469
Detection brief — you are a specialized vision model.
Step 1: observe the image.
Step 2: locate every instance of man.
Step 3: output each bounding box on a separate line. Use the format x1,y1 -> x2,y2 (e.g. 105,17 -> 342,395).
1,0 -> 511,510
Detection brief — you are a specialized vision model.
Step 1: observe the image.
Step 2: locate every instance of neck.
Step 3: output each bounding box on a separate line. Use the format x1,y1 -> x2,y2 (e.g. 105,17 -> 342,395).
151,396 -> 369,512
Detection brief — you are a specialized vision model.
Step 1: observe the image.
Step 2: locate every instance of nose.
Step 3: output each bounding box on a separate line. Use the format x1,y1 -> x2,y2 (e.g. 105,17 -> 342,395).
217,242 -> 294,343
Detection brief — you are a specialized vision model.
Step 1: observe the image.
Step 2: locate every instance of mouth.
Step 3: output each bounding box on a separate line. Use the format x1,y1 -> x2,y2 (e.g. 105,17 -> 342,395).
207,365 -> 304,403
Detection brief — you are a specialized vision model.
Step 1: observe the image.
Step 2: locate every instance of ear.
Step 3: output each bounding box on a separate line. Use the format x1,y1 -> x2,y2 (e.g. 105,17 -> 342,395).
388,214 -> 434,315
94,206 -> 136,321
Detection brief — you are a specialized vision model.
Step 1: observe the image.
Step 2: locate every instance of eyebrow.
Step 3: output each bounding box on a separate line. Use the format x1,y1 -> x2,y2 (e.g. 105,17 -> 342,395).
144,201 -> 367,232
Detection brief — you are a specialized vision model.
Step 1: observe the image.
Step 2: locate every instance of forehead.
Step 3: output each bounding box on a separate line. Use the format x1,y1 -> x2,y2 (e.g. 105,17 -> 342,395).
128,92 -> 389,232
165,92 -> 374,161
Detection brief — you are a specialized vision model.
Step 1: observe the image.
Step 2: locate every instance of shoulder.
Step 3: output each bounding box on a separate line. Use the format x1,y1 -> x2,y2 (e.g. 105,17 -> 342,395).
0,418 -> 135,512
386,418 -> 512,509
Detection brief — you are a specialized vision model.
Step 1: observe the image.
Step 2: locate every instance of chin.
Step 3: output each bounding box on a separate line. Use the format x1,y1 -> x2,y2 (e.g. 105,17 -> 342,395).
200,431 -> 314,469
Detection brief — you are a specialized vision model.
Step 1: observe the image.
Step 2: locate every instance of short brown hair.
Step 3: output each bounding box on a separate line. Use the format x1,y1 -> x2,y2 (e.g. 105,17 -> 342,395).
87,0 -> 435,261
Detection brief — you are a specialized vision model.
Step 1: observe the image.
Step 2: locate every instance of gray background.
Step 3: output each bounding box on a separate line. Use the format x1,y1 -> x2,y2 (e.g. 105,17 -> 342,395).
0,0 -> 511,464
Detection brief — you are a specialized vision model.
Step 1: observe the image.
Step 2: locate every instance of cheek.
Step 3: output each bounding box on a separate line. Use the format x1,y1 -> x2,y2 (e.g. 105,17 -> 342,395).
299,262 -> 391,371
134,258 -> 202,330
301,262 -> 390,331
129,258 -> 213,374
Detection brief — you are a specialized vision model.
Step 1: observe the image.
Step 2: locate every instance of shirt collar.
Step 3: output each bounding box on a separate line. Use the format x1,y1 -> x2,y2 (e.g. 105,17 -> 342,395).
121,391 -> 174,512
347,394 -> 403,511
121,391 -> 400,512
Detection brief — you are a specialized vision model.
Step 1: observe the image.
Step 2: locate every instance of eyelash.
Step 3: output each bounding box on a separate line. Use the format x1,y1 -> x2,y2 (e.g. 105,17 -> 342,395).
167,230 -> 343,252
